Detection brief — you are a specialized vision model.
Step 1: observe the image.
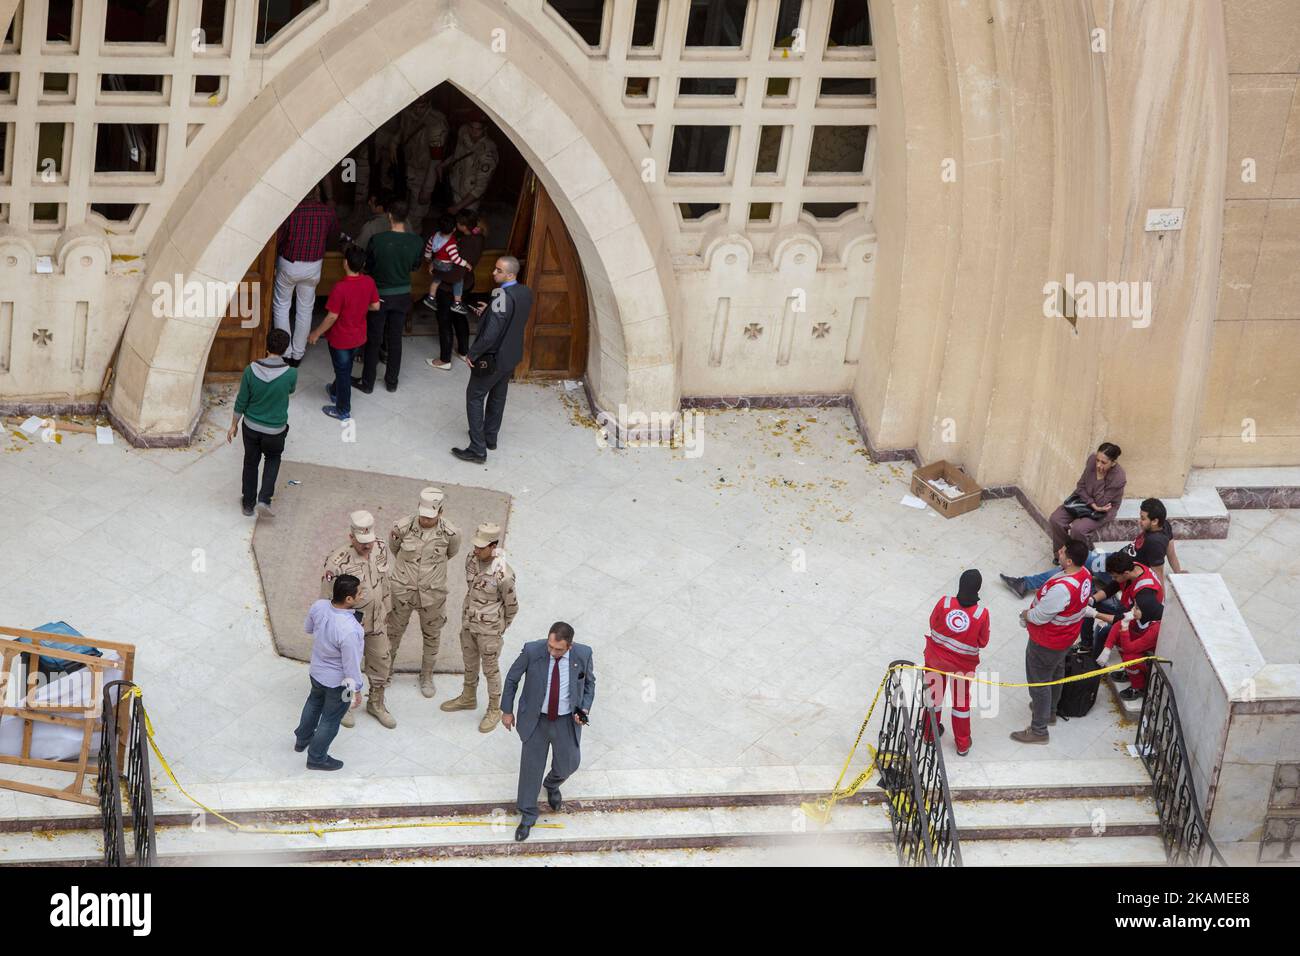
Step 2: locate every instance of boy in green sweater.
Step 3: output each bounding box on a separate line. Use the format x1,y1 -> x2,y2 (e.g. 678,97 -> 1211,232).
227,328 -> 298,517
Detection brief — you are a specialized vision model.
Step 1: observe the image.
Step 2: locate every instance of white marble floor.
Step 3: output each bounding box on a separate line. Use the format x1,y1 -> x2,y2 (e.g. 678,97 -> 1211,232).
1,335 -> 1294,812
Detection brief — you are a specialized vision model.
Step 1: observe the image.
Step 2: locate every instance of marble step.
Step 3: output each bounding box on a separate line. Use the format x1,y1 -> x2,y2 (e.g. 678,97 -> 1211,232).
1,758 -> 1154,832
0,796 -> 1160,866
307,836 -> 1172,867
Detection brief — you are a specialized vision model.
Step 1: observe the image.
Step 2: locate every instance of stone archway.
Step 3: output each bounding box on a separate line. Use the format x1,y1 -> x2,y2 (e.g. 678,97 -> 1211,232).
108,0 -> 678,444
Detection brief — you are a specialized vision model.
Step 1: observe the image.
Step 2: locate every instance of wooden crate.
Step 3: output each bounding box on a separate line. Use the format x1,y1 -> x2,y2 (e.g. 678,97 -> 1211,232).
0,626 -> 136,806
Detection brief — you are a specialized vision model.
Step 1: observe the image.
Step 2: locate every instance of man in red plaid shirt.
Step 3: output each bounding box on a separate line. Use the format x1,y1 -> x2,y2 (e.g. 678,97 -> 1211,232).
273,188 -> 344,365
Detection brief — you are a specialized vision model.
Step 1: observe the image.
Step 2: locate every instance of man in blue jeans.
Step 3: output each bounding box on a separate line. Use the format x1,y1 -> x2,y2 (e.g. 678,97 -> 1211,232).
309,246 -> 378,421
294,574 -> 366,771
999,497 -> 1176,601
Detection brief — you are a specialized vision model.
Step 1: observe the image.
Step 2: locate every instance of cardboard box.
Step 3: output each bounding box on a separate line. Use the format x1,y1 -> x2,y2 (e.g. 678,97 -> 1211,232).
910,460 -> 982,519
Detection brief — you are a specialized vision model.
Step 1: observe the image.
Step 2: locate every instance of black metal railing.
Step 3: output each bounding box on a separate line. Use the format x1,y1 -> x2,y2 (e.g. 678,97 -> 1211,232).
875,660 -> 962,866
1134,663 -> 1226,866
97,681 -> 156,867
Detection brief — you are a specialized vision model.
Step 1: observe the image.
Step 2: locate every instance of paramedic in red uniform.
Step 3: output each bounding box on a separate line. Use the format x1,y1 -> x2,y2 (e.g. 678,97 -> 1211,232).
921,570 -> 989,757
1012,539 -> 1092,745
1088,553 -> 1164,700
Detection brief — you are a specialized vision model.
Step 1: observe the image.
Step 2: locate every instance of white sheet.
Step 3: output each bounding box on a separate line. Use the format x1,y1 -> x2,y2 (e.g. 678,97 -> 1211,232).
0,650 -> 125,761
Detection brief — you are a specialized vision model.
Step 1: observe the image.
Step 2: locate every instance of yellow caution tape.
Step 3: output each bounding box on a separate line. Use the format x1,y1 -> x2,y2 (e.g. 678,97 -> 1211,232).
121,687 -> 562,838
802,656 -> 1168,825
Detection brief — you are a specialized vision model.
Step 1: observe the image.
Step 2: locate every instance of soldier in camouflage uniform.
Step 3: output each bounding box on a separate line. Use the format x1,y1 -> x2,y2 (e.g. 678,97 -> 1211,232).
387,487 -> 461,700
444,119 -> 499,215
440,522 -> 518,732
400,96 -> 450,227
321,510 -> 395,728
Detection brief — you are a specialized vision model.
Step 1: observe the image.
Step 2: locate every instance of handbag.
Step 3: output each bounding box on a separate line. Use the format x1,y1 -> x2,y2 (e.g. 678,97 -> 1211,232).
1062,493 -> 1105,522
470,352 -> 497,377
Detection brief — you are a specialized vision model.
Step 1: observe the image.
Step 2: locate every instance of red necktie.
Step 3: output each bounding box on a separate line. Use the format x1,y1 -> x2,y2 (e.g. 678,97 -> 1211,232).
547,657 -> 560,720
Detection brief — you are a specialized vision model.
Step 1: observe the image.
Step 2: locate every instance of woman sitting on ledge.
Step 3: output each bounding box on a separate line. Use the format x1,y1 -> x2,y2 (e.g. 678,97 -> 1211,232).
1047,442 -> 1126,557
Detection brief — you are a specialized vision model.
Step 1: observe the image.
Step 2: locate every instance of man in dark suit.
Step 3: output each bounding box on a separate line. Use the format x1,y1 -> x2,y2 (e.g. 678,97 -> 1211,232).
452,256 -> 532,464
500,622 -> 595,842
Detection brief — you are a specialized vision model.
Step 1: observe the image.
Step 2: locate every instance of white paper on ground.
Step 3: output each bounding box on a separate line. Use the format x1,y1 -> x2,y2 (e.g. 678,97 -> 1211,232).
562,380 -> 582,391
18,416 -> 44,435
96,426 -> 114,445
900,494 -> 929,510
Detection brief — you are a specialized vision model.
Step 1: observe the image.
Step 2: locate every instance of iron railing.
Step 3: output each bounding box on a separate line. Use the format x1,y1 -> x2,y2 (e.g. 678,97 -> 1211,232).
1134,662 -> 1226,866
97,680 -> 156,867
875,660 -> 962,866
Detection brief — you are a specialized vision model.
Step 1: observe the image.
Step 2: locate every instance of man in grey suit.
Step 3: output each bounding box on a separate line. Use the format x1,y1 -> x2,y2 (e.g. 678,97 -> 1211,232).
500,621 -> 595,842
451,256 -> 533,464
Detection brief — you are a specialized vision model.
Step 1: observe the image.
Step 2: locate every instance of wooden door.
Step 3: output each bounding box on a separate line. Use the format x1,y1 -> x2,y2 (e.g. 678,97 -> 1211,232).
203,236 -> 276,382
515,174 -> 588,380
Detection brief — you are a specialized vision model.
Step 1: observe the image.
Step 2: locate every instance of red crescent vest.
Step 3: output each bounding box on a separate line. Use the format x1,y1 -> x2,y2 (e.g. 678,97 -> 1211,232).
1119,563 -> 1164,611
1028,567 -> 1092,650
925,596 -> 988,667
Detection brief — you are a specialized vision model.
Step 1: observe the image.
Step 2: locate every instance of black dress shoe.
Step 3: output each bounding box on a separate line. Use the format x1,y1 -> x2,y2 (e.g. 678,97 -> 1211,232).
547,788 -> 562,812
468,430 -> 496,451
385,382 -> 397,393
452,447 -> 487,464
351,377 -> 374,394
514,823 -> 531,842
999,573 -> 1027,598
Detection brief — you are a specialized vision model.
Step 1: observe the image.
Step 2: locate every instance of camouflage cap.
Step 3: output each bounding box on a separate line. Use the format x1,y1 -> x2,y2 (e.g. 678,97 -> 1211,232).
350,510 -> 376,543
418,487 -> 444,518
471,522 -> 501,548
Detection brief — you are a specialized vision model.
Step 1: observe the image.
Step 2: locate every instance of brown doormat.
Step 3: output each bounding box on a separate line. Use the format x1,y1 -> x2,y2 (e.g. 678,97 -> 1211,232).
252,461 -> 511,673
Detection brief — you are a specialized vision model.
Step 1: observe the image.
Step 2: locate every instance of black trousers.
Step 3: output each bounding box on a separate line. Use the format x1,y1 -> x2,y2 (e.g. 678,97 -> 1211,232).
436,289 -> 470,362
465,365 -> 514,456
361,297 -> 408,389
241,424 -> 288,508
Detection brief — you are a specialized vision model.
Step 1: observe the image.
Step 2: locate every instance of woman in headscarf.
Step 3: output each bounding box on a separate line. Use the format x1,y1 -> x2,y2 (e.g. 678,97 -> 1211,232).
921,570 -> 990,756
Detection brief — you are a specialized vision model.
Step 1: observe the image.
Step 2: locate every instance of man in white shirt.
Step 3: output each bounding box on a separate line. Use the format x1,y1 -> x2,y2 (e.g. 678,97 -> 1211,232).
294,574 -> 366,770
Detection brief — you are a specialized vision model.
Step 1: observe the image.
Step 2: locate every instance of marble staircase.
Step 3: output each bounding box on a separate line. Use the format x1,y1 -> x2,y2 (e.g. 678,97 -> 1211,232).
0,758 -> 1171,866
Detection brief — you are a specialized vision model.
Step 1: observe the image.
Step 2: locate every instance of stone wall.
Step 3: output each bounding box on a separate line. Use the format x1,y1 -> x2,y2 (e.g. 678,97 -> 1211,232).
1196,0 -> 1300,467
1159,573 -> 1300,848
859,0 -> 1231,520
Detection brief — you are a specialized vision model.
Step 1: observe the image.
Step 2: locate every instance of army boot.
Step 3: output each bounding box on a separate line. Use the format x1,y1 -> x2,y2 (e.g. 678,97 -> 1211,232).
478,696 -> 503,733
440,684 -> 477,712
419,662 -> 436,699
367,686 -> 397,729
341,706 -> 356,729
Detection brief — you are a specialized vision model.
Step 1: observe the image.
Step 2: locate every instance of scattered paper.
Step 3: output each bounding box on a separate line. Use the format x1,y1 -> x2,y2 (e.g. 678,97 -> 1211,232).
96,426 -> 114,445
562,380 -> 582,391
900,494 -> 928,510
18,416 -> 44,435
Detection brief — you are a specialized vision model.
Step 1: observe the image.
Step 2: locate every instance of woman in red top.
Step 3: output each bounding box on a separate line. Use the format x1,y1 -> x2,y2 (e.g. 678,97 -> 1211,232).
308,246 -> 379,421
921,570 -> 990,756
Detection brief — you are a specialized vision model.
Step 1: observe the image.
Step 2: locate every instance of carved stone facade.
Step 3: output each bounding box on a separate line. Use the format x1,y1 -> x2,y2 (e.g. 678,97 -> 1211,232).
0,0 -> 1297,519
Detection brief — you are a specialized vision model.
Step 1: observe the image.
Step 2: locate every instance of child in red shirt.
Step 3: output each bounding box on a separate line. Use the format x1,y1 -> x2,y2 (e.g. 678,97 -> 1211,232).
420,214 -> 471,314
308,246 -> 378,421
